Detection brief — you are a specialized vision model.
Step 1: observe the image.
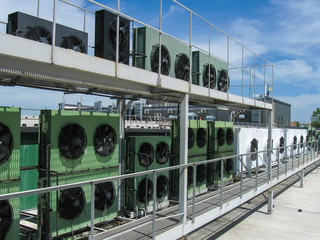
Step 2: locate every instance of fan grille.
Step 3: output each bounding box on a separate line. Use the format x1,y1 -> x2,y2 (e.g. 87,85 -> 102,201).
203,64 -> 216,89
217,128 -> 226,147
188,128 -> 195,149
58,187 -> 86,220
226,128 -> 234,145
0,123 -> 14,165
0,200 -> 13,240
187,166 -> 194,186
60,35 -> 86,53
218,69 -> 230,92
156,142 -> 169,164
138,143 -> 154,167
94,124 -> 116,156
293,136 -> 297,150
95,182 -> 116,211
300,135 -> 304,148
150,44 -> 171,75
58,123 -> 87,160
25,25 -> 52,44
279,136 -> 285,154
250,138 -> 258,161
156,175 -> 169,199
175,53 -> 190,81
196,128 -> 207,148
137,178 -> 153,203
226,158 -> 233,174
196,164 -> 206,183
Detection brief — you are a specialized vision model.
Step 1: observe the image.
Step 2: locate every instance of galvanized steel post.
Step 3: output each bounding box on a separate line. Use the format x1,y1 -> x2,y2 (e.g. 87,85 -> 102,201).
51,0 -> 57,64
152,170 -> 157,239
300,169 -> 304,188
267,189 -> 273,215
192,163 -> 196,223
267,110 -> 272,182
90,182 -> 95,240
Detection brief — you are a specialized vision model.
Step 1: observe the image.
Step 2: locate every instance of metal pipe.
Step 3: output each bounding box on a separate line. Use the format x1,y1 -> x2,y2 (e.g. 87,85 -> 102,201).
115,0 -> 120,76
152,171 -> 157,240
277,149 -> 280,179
189,11 -> 192,89
255,153 -> 258,190
157,0 -> 162,86
220,158 -> 223,209
192,163 -> 196,223
51,0 -> 57,64
90,182 -> 95,240
37,0 -> 40,17
240,156 -> 243,198
83,10 -> 86,32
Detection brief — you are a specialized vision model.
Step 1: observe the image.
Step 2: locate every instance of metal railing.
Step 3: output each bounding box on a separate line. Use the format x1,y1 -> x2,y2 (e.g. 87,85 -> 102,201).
3,0 -> 274,104
0,140 -> 318,239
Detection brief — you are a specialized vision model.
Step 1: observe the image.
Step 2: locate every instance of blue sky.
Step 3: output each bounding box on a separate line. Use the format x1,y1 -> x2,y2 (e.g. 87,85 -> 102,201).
0,0 -> 319,123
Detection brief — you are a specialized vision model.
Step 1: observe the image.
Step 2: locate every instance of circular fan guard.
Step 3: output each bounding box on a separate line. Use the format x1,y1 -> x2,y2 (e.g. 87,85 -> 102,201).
196,128 -> 207,148
226,159 -> 233,174
25,25 -> 52,44
217,128 -> 226,147
175,53 -> 190,81
188,128 -> 195,149
157,175 -> 169,198
58,187 -> 86,220
293,136 -> 297,150
203,64 -> 216,89
279,137 -> 285,154
0,200 -> 13,240
150,44 -> 171,76
60,35 -> 86,53
0,123 -> 14,165
109,18 -> 129,51
300,135 -> 304,148
226,128 -> 234,145
137,178 -> 153,203
95,182 -> 116,211
58,123 -> 87,160
156,142 -> 169,164
94,124 -> 116,156
138,143 -> 154,167
250,138 -> 258,161
196,164 -> 206,183
218,69 -> 230,92
187,166 -> 194,186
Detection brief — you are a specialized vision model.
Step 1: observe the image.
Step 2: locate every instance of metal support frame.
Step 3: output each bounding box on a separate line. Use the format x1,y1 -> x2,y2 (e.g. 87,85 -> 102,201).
267,189 -> 273,215
179,93 -> 189,223
267,110 -> 272,182
300,169 -> 304,188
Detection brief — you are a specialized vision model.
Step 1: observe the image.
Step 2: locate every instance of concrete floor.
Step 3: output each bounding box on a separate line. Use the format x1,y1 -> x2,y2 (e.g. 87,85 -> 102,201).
188,166 -> 320,240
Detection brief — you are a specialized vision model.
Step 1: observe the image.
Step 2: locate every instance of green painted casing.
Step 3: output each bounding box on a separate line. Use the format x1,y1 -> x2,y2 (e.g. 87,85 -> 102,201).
20,144 -> 38,210
133,27 -> 189,78
125,135 -> 170,211
0,107 -> 20,180
192,51 -> 228,87
0,182 -> 20,240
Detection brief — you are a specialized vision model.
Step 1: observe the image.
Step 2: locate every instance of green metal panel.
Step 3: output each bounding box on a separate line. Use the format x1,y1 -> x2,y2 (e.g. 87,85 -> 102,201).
192,51 -> 228,87
133,27 -> 189,78
20,144 -> 38,210
0,107 -> 20,180
125,135 -> 170,211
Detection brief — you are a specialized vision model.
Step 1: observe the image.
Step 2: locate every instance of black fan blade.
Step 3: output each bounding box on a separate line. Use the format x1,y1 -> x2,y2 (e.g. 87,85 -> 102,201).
0,133 -> 11,146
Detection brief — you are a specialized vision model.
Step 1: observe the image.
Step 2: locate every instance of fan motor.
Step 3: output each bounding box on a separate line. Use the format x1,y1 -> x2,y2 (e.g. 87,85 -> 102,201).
150,44 -> 171,76
94,124 -> 117,156
0,122 -> 14,165
95,182 -> 116,211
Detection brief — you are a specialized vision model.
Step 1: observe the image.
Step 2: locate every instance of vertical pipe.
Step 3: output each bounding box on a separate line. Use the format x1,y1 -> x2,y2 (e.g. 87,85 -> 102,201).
303,143 -> 305,165
189,12 -> 192,89
152,171 -> 157,240
192,163 -> 196,223
240,156 -> 243,198
37,0 -> 40,17
157,0 -> 162,86
83,10 -> 86,32
291,146 -> 294,171
220,158 -> 223,209
51,0 -> 57,64
179,93 -> 189,223
242,45 -> 244,102
277,149 -> 279,179
300,169 -> 304,188
90,182 -> 95,240
227,37 -> 230,98
253,55 -> 256,104
115,0 -> 120,76
255,155 -> 258,190
267,189 -> 273,215
117,99 -> 125,212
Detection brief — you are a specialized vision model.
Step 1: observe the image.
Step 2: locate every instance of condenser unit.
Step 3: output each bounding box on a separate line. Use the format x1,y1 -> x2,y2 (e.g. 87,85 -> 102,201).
125,135 -> 170,215
192,51 -> 229,91
0,107 -> 21,240
170,119 -> 208,199
38,110 -> 119,238
133,27 -> 190,80
95,9 -> 130,64
7,11 -> 88,53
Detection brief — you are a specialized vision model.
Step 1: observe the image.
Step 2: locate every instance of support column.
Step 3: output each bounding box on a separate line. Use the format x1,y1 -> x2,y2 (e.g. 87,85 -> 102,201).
267,110 -> 273,182
300,169 -> 304,188
179,93 -> 189,223
267,189 -> 273,215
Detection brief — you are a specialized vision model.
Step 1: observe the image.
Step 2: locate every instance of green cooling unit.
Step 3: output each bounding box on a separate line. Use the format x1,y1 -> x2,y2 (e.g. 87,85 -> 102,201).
0,107 -> 20,240
125,135 -> 170,215
207,121 -> 234,188
192,51 -> 229,91
38,110 -> 119,239
133,27 -> 190,81
170,119 -> 208,199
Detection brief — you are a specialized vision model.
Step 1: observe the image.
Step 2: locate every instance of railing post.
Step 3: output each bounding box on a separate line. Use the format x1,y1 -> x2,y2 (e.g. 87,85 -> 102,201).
152,170 -> 157,240
37,0 -> 41,17
192,163 -> 196,223
51,0 -> 57,64
255,154 -> 258,190
90,182 -> 95,240
303,143 -> 305,165
267,109 -> 272,182
240,156 -> 243,198
115,0 -> 120,77
220,158 -> 224,209
291,146 -> 294,171
157,0 -> 162,86
277,148 -> 280,179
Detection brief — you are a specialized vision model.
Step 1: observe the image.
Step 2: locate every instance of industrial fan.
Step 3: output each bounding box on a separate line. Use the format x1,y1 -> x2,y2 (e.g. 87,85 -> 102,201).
25,25 -> 52,44
58,123 -> 87,159
293,136 -> 297,150
60,35 -> 86,53
188,128 -> 195,149
58,187 -> 86,220
216,160 -> 225,177
196,128 -> 207,148
138,143 -> 154,167
175,53 -> 190,81
217,128 -> 226,147
218,69 -> 229,92
226,158 -> 233,175
95,182 -> 116,211
137,178 -> 153,203
0,200 -> 13,240
250,138 -> 258,161
156,175 -> 169,199
300,135 -> 304,148
279,136 -> 285,154
0,123 -> 13,165
226,128 -> 234,145
196,164 -> 206,183
203,64 -> 216,89
94,124 -> 116,156
150,44 -> 171,75
108,17 -> 130,63
156,142 -> 169,164
187,166 -> 194,186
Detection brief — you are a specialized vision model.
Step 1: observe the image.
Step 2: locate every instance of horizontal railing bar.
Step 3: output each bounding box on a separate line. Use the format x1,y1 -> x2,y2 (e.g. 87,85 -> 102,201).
59,0 -> 95,14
